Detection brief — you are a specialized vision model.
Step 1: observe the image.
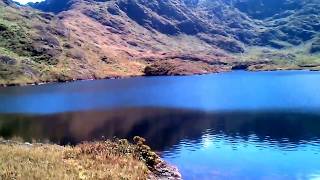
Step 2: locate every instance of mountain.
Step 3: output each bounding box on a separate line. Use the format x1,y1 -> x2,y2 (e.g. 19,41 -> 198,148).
0,0 -> 319,85
229,0 -> 303,19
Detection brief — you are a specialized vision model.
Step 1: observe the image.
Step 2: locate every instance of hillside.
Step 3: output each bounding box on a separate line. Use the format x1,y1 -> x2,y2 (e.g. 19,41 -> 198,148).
0,0 -> 319,85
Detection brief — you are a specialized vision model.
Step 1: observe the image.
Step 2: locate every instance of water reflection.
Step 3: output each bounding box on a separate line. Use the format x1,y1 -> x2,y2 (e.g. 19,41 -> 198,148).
1,108 -> 320,179
0,108 -> 320,149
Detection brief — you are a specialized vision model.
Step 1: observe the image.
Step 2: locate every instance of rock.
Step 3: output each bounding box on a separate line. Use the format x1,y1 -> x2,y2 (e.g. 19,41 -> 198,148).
232,61 -> 274,70
144,60 -> 206,76
150,160 -> 182,180
144,59 -> 230,76
133,136 -> 182,180
101,56 -> 116,64
0,55 -> 17,65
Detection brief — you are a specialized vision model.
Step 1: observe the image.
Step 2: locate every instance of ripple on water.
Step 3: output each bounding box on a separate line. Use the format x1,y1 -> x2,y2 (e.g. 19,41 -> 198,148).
2,71 -> 320,179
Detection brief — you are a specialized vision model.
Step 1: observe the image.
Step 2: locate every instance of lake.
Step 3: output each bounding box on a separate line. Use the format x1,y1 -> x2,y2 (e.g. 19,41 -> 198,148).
0,70 -> 320,179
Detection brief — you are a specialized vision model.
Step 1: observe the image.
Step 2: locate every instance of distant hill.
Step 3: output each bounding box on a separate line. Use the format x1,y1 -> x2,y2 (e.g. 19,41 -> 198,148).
0,0 -> 319,85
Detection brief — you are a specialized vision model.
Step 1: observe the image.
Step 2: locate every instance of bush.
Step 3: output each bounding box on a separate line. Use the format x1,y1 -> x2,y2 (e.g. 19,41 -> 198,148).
310,38 -> 320,53
0,23 -> 7,31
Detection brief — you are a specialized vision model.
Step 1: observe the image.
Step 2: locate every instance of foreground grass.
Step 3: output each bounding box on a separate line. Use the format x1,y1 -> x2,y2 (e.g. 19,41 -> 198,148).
0,138 -> 154,180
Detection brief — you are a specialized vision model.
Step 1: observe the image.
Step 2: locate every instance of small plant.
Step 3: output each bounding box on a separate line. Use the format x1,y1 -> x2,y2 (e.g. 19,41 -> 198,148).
0,23 -> 7,31
133,136 -> 161,168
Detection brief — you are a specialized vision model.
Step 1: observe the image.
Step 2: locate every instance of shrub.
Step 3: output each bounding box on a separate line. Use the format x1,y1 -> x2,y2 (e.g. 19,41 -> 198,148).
310,38 -> 320,54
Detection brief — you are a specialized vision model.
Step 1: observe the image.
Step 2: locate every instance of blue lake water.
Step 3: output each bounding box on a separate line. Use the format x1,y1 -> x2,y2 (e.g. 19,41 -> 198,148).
0,70 -> 320,179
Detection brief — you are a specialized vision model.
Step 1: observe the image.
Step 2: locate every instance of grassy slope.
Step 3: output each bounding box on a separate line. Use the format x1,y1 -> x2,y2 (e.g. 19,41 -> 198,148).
0,0 -> 319,85
0,2 -> 149,86
240,43 -> 320,69
0,139 -> 153,180
0,3 -> 71,85
237,0 -> 320,70
0,5 -> 38,85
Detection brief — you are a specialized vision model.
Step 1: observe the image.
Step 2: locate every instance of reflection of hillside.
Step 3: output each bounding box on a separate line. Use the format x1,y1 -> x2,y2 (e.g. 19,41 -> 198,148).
0,108 -> 320,151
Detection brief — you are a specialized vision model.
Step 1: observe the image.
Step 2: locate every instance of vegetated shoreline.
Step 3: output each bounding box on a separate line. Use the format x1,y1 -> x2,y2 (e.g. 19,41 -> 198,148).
0,137 -> 181,180
1,63 -> 320,87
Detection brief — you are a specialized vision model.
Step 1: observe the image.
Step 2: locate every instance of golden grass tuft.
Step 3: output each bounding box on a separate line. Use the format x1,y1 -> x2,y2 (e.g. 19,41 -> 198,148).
0,140 -> 150,180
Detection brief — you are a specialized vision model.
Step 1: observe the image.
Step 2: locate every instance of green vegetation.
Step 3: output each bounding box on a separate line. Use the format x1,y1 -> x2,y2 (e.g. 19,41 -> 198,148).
0,3 -> 72,86
240,42 -> 320,71
311,37 -> 320,54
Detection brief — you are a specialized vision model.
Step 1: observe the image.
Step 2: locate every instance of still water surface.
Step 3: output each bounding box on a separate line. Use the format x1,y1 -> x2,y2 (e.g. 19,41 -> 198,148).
0,71 -> 320,179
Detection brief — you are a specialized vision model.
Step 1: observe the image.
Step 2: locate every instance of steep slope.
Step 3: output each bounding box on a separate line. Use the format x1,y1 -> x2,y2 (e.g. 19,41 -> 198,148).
234,0 -> 320,69
0,0 -> 149,85
28,0 -> 261,77
229,0 -> 303,19
31,0 -> 261,52
0,0 -> 72,85
0,0 -> 319,85
30,0 -> 320,70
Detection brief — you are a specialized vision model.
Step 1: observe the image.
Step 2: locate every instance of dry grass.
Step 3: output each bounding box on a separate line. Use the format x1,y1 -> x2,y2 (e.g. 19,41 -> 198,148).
0,139 -> 150,180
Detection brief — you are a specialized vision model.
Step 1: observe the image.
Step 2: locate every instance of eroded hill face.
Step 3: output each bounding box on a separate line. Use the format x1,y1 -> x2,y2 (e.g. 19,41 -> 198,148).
31,0 -> 259,51
229,0 -> 303,19
0,0 -> 319,85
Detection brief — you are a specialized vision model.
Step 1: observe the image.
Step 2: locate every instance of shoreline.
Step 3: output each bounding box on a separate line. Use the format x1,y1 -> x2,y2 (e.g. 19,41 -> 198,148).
0,137 -> 182,180
0,65 -> 319,88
